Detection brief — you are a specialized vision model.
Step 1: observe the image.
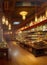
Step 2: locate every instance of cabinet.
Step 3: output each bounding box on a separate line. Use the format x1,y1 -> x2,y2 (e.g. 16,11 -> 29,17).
0,48 -> 8,59
0,41 -> 8,59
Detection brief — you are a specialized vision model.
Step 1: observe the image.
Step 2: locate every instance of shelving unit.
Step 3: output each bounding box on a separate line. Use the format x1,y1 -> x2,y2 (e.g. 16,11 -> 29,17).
16,20 -> 47,56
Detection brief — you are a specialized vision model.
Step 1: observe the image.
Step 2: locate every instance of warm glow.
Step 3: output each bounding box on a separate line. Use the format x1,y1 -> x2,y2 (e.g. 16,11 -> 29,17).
43,25 -> 46,31
20,28 -> 24,30
23,15 -> 26,20
20,11 -> 28,20
42,15 -> 45,20
8,24 -> 11,30
20,11 -> 28,16
35,16 -> 38,22
2,16 -> 5,24
19,31 -> 22,33
29,22 -> 33,26
45,9 -> 47,18
39,16 -> 43,22
5,19 -> 8,25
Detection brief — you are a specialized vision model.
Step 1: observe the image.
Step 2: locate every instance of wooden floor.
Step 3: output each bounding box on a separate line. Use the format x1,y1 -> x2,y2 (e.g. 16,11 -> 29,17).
0,41 -> 47,65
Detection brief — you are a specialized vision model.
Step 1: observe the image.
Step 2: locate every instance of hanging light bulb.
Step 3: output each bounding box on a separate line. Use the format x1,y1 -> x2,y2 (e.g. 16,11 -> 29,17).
5,19 -> 8,25
35,16 -> 38,22
42,15 -> 46,21
2,16 -> 5,24
45,9 -> 47,18
39,16 -> 43,22
23,15 -> 26,20
8,24 -> 11,30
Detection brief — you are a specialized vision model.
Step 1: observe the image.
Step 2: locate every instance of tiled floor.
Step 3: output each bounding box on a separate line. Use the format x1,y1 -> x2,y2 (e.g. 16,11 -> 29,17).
0,41 -> 47,65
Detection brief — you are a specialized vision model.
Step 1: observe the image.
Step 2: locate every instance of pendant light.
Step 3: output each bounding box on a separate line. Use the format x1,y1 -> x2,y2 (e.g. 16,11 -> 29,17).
20,11 -> 28,20
8,24 -> 11,30
5,19 -> 8,25
2,16 -> 6,24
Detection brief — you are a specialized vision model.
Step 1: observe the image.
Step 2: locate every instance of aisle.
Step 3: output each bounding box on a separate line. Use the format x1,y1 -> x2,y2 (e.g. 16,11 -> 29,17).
0,41 -> 47,65
8,41 -> 47,65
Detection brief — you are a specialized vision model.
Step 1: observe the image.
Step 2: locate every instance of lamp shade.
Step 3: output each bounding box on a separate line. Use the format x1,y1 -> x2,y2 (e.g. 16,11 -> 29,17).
20,11 -> 28,20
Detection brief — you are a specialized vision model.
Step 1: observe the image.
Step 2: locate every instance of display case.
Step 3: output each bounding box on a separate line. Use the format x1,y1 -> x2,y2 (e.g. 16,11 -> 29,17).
16,20 -> 47,56
0,22 -> 8,59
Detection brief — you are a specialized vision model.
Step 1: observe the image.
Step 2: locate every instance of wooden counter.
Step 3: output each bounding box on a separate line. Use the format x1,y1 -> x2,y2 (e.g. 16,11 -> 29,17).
31,44 -> 47,57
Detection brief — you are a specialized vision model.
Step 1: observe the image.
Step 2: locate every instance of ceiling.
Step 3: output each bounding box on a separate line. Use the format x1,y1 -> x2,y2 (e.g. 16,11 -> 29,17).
1,0 -> 47,31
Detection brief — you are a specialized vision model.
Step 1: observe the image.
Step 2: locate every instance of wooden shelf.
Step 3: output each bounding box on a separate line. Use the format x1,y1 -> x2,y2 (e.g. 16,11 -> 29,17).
21,19 -> 47,31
